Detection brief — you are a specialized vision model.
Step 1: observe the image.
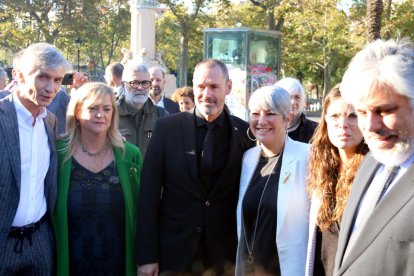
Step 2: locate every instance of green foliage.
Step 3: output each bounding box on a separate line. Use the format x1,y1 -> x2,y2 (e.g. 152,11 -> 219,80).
156,0 -> 229,85
0,0 -> 130,71
215,2 -> 266,29
382,0 -> 414,41
1,0 -> 413,90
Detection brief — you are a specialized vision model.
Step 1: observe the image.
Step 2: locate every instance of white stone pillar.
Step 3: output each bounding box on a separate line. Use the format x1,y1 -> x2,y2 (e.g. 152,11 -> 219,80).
129,0 -> 177,95
130,3 -> 157,62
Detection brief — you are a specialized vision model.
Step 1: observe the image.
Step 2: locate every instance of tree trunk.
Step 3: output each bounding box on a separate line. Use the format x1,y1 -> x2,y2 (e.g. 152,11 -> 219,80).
179,28 -> 189,86
322,63 -> 331,99
266,9 -> 276,30
385,0 -> 392,20
366,0 -> 383,42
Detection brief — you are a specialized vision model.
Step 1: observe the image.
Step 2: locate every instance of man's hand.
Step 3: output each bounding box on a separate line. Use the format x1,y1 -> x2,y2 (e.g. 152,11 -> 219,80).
71,72 -> 89,89
138,263 -> 159,276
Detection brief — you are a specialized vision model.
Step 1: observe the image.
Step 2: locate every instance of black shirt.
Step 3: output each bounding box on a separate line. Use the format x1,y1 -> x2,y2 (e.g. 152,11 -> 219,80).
287,113 -> 318,143
195,108 -> 230,189
241,153 -> 283,275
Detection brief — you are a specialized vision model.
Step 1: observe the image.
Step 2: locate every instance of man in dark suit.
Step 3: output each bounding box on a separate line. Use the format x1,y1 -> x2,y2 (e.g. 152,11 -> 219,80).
136,59 -> 254,275
334,38 -> 414,275
149,66 -> 180,114
0,43 -> 70,275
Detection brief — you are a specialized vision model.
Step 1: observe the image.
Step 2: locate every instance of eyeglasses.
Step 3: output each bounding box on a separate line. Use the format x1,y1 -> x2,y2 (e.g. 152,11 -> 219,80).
124,80 -> 151,89
325,112 -> 358,126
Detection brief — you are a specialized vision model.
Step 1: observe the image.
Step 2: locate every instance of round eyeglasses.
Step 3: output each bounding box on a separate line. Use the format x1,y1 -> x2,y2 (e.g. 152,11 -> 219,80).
325,112 -> 358,126
124,80 -> 151,89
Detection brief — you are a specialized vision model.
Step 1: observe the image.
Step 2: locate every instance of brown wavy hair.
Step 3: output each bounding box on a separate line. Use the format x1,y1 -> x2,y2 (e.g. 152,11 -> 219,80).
307,85 -> 369,230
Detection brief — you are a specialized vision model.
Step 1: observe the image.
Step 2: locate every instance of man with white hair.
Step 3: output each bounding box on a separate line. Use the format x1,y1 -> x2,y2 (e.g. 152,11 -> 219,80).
0,42 -> 71,275
117,61 -> 166,157
334,38 -> 414,275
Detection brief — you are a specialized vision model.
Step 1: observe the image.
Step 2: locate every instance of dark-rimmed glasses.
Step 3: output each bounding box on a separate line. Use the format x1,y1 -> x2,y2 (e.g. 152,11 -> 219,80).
124,80 -> 151,89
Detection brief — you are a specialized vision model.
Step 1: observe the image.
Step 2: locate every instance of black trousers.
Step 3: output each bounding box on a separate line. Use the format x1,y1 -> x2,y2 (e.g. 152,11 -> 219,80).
0,220 -> 55,276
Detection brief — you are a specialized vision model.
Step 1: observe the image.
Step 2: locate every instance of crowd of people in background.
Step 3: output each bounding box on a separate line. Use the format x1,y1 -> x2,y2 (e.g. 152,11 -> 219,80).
0,36 -> 414,276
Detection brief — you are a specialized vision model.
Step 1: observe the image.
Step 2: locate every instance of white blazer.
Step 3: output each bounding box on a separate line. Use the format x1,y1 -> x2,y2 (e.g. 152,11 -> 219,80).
305,192 -> 322,276
236,136 -> 311,276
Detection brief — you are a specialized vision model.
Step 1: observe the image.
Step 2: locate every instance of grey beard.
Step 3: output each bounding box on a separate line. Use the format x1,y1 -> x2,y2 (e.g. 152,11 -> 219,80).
125,92 -> 148,109
369,137 -> 414,166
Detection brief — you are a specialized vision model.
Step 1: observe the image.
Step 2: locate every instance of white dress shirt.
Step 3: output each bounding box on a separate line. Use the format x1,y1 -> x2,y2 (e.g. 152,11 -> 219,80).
12,93 -> 49,226
153,96 -> 165,108
352,153 -> 414,234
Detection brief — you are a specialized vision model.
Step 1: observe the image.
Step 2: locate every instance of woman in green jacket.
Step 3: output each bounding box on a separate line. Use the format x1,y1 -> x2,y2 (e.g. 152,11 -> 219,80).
53,82 -> 142,276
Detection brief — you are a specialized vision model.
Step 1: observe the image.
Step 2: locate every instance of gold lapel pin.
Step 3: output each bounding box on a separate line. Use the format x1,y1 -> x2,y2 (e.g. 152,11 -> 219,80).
283,171 -> 291,184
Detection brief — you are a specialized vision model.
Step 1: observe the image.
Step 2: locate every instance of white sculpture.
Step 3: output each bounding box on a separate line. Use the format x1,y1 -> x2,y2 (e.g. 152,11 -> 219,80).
121,48 -> 132,64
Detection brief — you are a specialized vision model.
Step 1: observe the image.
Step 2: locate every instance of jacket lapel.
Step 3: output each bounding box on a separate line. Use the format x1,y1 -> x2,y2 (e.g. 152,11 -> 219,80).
337,155 -> 381,273
208,116 -> 242,196
0,95 -> 21,189
276,137 -> 297,237
43,113 -> 57,215
181,112 -> 207,195
340,161 -> 414,273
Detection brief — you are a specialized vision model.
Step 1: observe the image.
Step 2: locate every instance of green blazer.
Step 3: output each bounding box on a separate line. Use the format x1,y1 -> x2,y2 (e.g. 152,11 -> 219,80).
52,140 -> 142,276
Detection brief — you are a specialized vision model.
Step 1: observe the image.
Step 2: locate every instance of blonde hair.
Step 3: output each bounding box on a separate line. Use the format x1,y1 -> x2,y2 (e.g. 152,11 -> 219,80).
61,82 -> 124,162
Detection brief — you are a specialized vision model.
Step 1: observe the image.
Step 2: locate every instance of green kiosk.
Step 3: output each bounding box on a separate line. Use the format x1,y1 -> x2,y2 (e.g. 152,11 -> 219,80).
203,27 -> 281,120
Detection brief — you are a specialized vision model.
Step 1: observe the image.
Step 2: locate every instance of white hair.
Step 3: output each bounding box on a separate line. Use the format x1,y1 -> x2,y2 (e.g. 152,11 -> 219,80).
122,61 -> 148,81
340,38 -> 414,107
248,85 -> 291,120
19,43 -> 71,75
276,77 -> 306,102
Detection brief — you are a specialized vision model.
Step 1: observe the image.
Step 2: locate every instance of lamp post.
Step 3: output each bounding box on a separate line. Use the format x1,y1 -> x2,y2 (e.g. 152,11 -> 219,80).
75,38 -> 83,71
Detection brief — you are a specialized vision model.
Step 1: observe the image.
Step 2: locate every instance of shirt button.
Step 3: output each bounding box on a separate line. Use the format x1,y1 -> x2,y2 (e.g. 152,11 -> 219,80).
205,201 -> 210,206
196,226 -> 202,233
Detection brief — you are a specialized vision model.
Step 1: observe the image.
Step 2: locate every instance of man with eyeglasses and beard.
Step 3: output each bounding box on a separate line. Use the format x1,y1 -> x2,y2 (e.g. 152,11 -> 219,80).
117,61 -> 167,157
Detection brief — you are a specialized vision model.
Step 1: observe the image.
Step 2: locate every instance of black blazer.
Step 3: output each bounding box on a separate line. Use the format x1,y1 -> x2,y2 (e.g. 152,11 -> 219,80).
163,97 -> 180,114
135,109 -> 253,271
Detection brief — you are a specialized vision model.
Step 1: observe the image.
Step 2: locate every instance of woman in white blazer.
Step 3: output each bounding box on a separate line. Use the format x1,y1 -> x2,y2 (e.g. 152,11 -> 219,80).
236,85 -> 310,275
305,86 -> 368,276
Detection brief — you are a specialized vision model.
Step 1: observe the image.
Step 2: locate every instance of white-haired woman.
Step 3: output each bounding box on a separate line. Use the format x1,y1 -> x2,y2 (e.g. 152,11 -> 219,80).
53,83 -> 142,276
236,85 -> 310,275
276,77 -> 318,143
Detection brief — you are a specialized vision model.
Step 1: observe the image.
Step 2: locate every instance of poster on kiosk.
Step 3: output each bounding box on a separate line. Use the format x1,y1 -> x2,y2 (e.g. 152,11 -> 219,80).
203,27 -> 281,121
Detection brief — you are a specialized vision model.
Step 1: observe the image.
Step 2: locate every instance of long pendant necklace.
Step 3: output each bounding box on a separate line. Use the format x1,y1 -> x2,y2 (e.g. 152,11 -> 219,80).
242,156 -> 278,265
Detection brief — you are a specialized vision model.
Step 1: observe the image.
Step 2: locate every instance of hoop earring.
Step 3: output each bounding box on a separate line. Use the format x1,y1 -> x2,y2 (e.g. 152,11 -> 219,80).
247,127 -> 257,142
